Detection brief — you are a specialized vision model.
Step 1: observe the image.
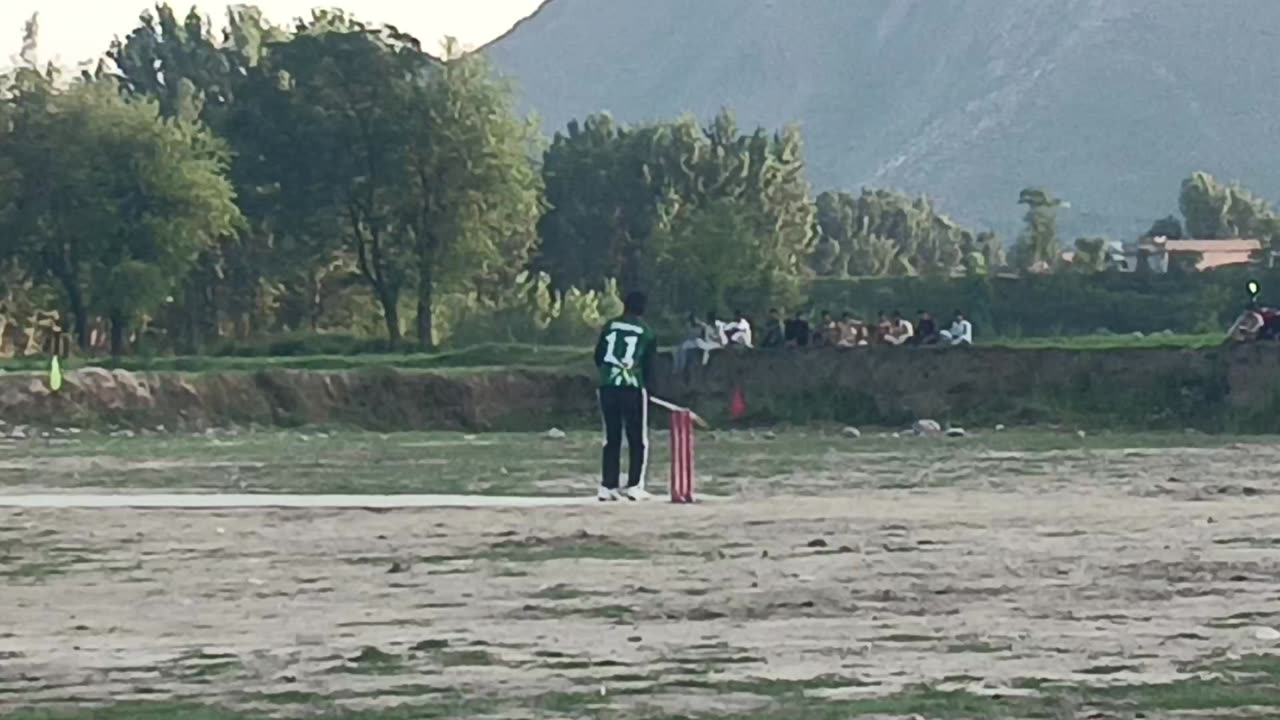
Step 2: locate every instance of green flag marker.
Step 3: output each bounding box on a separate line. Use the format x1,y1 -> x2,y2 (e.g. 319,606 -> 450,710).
49,356 -> 63,392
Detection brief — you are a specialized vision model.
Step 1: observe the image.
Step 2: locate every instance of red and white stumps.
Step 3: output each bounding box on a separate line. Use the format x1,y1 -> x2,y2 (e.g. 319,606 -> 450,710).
669,409 -> 695,503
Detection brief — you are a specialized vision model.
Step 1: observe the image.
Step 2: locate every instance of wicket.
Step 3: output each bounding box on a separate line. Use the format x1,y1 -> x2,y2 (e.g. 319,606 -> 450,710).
669,408 -> 695,503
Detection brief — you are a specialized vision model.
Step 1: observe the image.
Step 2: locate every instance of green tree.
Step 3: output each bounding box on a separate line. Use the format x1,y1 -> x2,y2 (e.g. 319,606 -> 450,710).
0,74 -> 240,355
813,188 -> 980,277
1070,237 -> 1109,273
538,110 -> 813,312
404,39 -> 543,347
1014,187 -> 1063,272
537,114 -> 662,292
960,231 -> 1005,276
1143,214 -> 1184,240
1179,171 -> 1280,250
648,199 -> 798,313
111,3 -> 306,348
260,18 -> 425,344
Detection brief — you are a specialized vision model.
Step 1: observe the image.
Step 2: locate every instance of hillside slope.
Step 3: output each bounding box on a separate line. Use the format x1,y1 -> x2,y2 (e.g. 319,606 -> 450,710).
486,0 -> 1280,238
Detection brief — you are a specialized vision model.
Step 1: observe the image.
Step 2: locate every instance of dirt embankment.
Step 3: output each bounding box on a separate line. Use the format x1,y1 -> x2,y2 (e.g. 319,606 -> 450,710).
675,344 -> 1280,430
1,345 -> 1278,432
0,367 -> 596,432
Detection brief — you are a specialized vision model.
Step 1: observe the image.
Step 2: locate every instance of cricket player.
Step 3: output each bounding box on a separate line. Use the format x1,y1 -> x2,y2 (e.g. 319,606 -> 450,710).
593,291 -> 659,501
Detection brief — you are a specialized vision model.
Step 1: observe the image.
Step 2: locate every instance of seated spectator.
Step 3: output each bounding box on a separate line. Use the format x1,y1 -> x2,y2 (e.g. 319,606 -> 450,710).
837,312 -> 861,347
875,311 -> 892,344
761,308 -> 785,348
914,310 -> 939,345
784,310 -> 811,347
674,313 -> 706,373
722,309 -> 753,348
884,310 -> 914,346
813,310 -> 839,347
940,310 -> 973,346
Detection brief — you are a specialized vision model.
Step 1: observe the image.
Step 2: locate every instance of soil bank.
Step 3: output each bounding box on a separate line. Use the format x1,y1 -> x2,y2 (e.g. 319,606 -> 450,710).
1,345 -> 1278,432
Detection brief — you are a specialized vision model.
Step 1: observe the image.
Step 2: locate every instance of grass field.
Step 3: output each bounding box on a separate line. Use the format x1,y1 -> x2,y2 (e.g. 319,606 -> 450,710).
3,428 -> 1280,718
0,333 -> 1228,374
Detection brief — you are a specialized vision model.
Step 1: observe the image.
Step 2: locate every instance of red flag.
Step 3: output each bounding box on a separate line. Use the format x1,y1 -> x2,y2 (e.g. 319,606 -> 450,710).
729,385 -> 747,420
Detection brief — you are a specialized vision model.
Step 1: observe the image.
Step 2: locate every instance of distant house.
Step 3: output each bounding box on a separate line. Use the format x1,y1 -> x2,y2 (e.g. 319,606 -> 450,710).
1132,236 -> 1264,272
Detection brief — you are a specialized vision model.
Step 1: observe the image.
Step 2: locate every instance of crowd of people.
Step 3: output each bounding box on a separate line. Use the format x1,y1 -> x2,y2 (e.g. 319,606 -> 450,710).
673,307 -> 973,371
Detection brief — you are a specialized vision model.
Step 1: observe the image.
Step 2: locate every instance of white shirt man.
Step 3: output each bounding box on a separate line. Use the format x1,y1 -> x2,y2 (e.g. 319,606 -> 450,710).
884,313 -> 914,346
942,313 -> 973,345
722,313 -> 753,348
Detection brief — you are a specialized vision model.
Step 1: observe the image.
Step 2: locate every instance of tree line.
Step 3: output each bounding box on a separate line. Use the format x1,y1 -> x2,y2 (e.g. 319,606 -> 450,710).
1,5 -> 1277,357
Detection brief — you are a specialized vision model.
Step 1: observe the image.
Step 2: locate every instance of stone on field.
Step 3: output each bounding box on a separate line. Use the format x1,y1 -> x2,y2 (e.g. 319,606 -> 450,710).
995,424 -> 1006,432
913,419 -> 942,436
945,427 -> 967,437
544,428 -> 567,440
1076,430 -> 1087,439
762,430 -> 778,440
841,426 -> 862,438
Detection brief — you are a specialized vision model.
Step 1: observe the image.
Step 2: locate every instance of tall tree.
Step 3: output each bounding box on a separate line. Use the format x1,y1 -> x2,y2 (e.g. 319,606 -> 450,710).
537,114 -> 659,292
0,75 -> 240,355
1179,171 -> 1280,250
111,3 -> 299,348
404,39 -> 542,347
538,110 -> 813,312
260,17 -> 425,343
812,188 -> 981,277
1014,187 -> 1063,272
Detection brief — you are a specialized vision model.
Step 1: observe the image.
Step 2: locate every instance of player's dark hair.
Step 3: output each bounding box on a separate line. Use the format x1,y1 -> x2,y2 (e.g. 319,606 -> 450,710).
624,291 -> 647,316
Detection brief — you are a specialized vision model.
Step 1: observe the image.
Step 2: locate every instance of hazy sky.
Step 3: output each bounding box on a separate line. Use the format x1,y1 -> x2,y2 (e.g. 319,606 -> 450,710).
0,0 -> 544,69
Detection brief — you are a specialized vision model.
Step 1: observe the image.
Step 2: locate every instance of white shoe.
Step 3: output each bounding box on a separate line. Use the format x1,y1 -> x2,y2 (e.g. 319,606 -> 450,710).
621,486 -> 652,501
597,486 -> 620,502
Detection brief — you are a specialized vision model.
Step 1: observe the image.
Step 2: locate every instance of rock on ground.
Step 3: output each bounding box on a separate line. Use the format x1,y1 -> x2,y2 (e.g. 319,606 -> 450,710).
913,419 -> 942,436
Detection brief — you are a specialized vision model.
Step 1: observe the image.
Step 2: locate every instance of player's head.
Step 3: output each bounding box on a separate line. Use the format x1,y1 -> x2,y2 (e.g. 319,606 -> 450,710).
624,291 -> 647,316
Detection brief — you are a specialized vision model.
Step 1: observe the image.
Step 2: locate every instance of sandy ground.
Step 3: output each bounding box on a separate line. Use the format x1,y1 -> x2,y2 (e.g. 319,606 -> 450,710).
3,443 -> 1280,716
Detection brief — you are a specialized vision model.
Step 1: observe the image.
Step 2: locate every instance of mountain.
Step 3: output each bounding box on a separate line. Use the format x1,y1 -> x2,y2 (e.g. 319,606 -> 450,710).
485,0 -> 1280,239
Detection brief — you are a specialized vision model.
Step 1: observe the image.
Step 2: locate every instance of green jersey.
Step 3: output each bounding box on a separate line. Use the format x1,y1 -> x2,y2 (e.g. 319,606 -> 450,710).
594,315 -> 658,389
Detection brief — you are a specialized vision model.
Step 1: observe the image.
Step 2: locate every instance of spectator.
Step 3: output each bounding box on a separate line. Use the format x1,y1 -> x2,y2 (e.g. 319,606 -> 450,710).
723,309 -> 753,348
784,310 -> 811,347
707,310 -> 728,346
761,308 -> 786,348
885,309 -> 914,346
674,313 -> 706,373
814,310 -> 839,347
915,310 -> 939,345
941,310 -> 973,346
875,311 -> 892,343
837,312 -> 861,347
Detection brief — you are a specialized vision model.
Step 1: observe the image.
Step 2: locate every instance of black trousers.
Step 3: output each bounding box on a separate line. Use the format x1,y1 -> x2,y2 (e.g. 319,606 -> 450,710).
599,386 -> 647,490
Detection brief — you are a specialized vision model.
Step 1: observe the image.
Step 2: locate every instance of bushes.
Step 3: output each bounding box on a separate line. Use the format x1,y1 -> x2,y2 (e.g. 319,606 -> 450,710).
432,273 -> 622,348
201,274 -> 622,357
808,268 -> 1262,337
211,333 -> 397,358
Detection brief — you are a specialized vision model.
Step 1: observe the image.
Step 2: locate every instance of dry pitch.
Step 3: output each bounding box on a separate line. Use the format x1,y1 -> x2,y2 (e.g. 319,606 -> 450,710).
2,428 -> 1280,719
